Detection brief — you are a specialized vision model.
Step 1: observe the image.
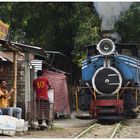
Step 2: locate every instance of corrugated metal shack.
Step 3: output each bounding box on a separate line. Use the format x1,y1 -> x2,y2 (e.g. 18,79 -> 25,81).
0,39 -> 79,120
0,39 -> 49,119
43,70 -> 70,116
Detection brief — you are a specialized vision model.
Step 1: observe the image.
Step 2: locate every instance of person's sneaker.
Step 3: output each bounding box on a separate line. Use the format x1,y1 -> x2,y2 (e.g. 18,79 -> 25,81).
39,124 -> 48,130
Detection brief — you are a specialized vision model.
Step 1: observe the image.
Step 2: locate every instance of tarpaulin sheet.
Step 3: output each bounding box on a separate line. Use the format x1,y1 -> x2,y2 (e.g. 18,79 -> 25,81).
43,70 -> 70,114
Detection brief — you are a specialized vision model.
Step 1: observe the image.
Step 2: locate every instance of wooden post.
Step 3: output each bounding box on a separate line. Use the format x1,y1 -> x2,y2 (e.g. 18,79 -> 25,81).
13,52 -> 17,107
75,88 -> 79,115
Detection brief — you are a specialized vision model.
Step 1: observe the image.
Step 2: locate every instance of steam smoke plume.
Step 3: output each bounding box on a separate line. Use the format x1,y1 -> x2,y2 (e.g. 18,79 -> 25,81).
94,2 -> 132,30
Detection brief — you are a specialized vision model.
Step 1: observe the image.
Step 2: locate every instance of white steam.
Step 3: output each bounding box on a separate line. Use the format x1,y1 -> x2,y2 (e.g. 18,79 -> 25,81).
94,2 -> 132,30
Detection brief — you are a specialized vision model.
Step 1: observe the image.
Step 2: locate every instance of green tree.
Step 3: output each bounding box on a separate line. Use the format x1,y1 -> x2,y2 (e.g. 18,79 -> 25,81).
115,2 -> 140,43
0,2 -> 140,67
0,2 -> 101,67
72,3 -> 100,67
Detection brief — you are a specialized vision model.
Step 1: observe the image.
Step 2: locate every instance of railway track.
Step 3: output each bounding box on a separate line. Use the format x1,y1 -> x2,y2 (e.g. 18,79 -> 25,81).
74,121 -> 123,138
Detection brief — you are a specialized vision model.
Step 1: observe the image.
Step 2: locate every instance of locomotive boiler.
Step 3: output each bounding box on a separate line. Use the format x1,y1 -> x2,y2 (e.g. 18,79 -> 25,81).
80,31 -> 140,120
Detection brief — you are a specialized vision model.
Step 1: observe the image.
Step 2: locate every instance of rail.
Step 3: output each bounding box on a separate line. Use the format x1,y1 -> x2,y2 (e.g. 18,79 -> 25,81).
74,121 -> 123,138
74,123 -> 98,138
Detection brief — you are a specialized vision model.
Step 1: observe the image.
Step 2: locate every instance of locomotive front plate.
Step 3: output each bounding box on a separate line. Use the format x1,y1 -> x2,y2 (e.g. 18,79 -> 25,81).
92,67 -> 122,95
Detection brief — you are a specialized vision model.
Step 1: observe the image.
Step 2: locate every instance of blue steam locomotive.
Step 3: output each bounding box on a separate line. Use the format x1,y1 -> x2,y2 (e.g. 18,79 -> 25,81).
80,31 -> 140,120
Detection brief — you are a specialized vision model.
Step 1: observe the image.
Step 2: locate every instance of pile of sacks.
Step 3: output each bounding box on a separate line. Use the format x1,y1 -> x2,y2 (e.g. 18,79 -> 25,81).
0,115 -> 28,136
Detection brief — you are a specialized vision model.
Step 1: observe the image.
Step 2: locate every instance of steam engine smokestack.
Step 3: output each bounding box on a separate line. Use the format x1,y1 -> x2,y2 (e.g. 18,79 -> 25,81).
101,30 -> 121,43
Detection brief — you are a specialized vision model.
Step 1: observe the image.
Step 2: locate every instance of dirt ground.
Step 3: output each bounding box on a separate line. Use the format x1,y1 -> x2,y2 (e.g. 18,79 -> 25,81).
23,113 -> 140,138
1,113 -> 140,138
22,116 -> 95,138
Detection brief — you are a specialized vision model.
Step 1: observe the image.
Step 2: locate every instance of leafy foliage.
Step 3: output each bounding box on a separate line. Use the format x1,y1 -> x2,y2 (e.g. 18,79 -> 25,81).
72,3 -> 100,66
115,2 -> 140,43
0,2 -> 139,67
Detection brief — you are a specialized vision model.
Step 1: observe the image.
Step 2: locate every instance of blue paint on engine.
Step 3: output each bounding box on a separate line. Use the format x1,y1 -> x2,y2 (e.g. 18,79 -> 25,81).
82,55 -> 103,81
82,54 -> 140,84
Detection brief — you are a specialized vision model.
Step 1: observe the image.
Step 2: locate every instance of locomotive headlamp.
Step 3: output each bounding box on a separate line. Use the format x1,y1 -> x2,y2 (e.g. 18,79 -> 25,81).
97,38 -> 116,56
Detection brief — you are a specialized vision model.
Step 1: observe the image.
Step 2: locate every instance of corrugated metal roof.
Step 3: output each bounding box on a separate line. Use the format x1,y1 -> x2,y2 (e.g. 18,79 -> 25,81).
0,56 -> 7,61
0,51 -> 13,62
11,41 -> 48,58
0,39 -> 20,52
45,51 -> 68,58
0,39 -> 48,59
